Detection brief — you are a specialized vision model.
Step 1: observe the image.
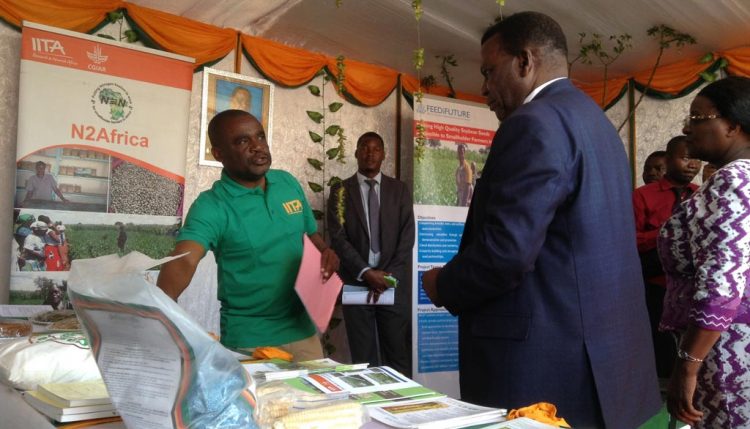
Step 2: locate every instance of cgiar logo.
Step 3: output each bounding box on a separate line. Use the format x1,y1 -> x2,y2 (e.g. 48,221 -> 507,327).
91,83 -> 133,123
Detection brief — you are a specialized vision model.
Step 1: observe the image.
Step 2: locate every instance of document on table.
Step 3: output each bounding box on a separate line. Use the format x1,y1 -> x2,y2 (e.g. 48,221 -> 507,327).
294,235 -> 344,332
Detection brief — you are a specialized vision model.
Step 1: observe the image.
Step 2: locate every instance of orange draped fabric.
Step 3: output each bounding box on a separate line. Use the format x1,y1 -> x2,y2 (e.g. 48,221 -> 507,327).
241,34 -> 482,106
401,74 -> 486,104
631,56 -> 711,94
125,3 -> 236,68
720,46 -> 750,77
574,77 -> 630,109
1,0 -> 749,108
326,57 -> 400,106
0,0 -> 121,32
241,35 -> 327,87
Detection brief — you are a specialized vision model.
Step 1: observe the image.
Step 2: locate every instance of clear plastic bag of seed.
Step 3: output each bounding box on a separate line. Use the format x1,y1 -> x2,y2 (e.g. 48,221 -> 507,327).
68,251 -> 258,429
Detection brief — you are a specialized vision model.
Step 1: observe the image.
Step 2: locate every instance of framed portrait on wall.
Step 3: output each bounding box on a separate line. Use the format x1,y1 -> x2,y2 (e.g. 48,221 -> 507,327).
199,68 -> 274,167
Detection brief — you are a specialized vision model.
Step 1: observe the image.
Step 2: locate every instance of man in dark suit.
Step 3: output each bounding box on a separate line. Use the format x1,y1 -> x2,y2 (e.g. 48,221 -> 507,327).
327,132 -> 415,376
421,12 -> 660,429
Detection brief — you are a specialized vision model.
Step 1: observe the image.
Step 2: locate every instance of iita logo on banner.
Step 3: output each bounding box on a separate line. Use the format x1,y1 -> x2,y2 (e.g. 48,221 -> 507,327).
31,37 -> 77,66
91,83 -> 133,123
32,37 -> 66,55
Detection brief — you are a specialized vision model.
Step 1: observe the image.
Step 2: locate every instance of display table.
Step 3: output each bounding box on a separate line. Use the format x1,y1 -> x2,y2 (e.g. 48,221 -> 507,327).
1,382 -> 688,429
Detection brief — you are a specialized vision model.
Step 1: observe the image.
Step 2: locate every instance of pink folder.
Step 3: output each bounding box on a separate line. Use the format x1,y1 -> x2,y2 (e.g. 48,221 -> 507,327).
294,235 -> 344,333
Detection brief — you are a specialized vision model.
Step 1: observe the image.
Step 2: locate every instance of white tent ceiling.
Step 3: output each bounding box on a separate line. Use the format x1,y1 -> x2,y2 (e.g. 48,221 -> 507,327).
129,0 -> 750,96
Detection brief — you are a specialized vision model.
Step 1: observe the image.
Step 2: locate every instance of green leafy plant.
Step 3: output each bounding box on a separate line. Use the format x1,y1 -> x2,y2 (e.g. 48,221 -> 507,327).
336,55 -> 346,96
617,25 -> 696,131
496,0 -> 505,21
420,75 -> 437,92
305,73 -> 348,222
335,186 -> 346,226
414,122 -> 427,161
412,0 -> 427,161
570,33 -> 632,106
97,10 -> 139,43
413,48 -> 425,71
412,0 -> 423,21
697,54 -> 728,82
437,54 -> 458,98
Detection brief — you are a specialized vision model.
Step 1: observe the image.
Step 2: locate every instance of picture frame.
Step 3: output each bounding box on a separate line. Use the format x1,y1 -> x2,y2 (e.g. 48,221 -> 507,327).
199,68 -> 274,167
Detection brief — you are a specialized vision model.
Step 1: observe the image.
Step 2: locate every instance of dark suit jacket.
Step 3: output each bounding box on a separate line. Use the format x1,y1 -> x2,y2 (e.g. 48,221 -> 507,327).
327,174 -> 415,304
437,79 -> 660,429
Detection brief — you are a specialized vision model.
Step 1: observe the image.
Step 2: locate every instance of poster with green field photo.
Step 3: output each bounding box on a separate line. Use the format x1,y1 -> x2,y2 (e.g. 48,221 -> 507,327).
11,209 -> 179,274
10,209 -> 179,305
414,140 -> 489,207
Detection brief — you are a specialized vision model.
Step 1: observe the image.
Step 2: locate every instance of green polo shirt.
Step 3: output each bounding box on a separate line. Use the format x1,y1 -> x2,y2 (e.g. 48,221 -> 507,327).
178,169 -> 317,348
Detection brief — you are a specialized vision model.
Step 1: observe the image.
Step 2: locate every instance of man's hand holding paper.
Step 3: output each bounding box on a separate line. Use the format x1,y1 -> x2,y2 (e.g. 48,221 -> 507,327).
295,235 -> 344,332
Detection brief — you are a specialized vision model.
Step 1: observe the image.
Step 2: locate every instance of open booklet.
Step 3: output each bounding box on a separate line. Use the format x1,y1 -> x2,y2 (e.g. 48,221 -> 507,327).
367,396 -> 508,429
272,366 -> 443,405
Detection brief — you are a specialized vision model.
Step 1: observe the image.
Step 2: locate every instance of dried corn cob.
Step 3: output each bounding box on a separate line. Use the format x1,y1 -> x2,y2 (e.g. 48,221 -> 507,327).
271,401 -> 364,429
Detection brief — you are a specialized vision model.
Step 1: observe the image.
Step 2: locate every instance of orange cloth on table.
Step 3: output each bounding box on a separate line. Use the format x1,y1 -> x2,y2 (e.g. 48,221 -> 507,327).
507,402 -> 571,428
252,346 -> 293,362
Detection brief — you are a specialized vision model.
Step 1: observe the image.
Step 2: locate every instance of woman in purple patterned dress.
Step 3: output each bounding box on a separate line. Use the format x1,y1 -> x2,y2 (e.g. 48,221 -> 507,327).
659,76 -> 750,428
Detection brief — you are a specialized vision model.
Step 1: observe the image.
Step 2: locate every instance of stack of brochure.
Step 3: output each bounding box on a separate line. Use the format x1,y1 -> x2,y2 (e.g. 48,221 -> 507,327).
366,396 -> 508,429
22,380 -> 119,423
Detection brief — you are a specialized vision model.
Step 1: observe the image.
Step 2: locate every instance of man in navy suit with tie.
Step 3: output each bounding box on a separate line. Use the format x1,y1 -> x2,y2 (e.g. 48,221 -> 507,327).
421,12 -> 660,428
327,132 -> 415,376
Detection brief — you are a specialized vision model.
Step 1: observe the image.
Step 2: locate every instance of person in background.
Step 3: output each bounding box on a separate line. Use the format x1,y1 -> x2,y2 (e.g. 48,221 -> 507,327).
701,162 -> 717,183
632,136 -> 700,381
229,86 -> 252,112
38,214 -> 65,271
327,131 -> 415,376
23,161 -> 68,204
55,222 -> 70,270
43,284 -> 65,310
157,110 -> 339,361
659,76 -> 750,428
13,213 -> 35,270
22,221 -> 48,271
116,222 -> 127,255
642,150 -> 668,184
420,11 -> 660,428
455,143 -> 474,206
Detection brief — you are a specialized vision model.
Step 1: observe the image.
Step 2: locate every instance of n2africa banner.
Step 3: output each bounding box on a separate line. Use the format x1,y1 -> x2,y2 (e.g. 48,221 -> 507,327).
411,94 -> 497,398
10,22 -> 193,308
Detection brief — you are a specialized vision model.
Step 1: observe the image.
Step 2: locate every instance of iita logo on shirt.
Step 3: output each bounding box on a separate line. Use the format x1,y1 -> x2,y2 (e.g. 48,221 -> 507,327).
282,199 -> 303,215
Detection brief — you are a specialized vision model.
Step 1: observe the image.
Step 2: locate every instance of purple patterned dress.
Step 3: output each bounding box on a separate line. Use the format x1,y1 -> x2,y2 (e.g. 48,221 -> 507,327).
659,159 -> 750,428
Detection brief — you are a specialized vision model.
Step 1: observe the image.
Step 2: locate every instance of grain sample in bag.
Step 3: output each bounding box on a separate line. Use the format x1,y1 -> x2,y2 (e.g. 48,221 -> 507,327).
68,252 -> 257,429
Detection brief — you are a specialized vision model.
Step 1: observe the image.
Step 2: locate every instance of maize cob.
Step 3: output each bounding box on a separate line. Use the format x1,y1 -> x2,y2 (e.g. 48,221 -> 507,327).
257,397 -> 295,425
271,401 -> 363,429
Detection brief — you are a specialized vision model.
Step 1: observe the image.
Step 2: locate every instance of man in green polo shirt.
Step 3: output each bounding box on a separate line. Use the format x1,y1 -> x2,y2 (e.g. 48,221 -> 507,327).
157,110 -> 339,360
